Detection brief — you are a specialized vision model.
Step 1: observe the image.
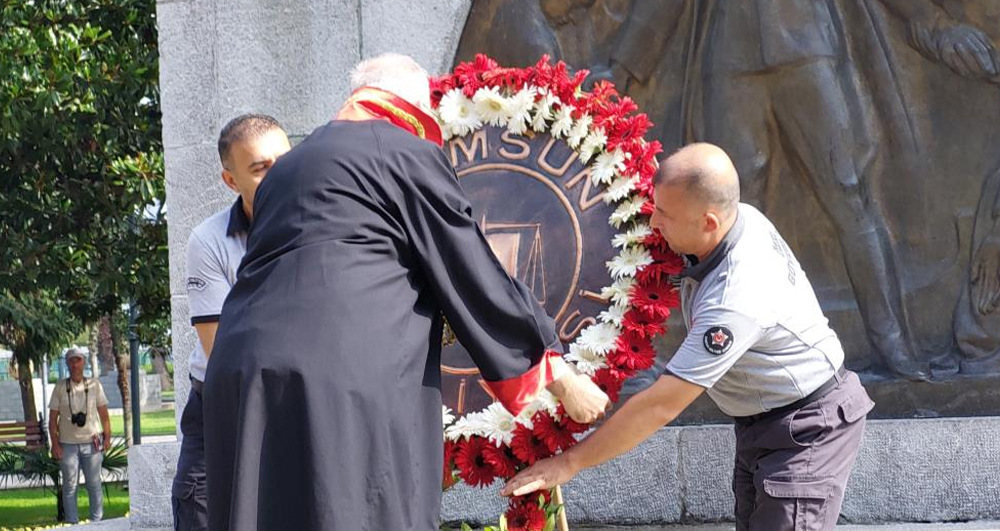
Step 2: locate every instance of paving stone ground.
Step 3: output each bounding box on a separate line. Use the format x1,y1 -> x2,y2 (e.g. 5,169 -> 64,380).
59,518 -> 1000,530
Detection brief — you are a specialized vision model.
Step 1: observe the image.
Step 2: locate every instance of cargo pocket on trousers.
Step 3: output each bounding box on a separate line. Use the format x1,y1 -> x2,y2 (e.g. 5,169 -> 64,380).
763,476 -> 836,531
837,392 -> 875,424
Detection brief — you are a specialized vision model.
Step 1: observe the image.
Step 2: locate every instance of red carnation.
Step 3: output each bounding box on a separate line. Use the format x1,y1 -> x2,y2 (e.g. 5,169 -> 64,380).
623,139 -> 663,180
622,308 -> 667,339
630,282 -> 677,320
510,424 -> 552,465
635,172 -> 656,199
593,367 -> 627,403
430,74 -> 458,108
482,443 -> 520,480
608,330 -> 657,372
454,54 -> 500,97
640,199 -> 656,217
455,437 -> 497,488
529,55 -> 555,88
505,499 -> 547,531
532,411 -> 577,453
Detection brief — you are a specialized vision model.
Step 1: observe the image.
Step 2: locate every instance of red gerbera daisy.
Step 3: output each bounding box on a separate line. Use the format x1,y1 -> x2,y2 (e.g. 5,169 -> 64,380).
443,440 -> 459,489
510,424 -> 552,465
593,367 -> 627,403
482,443 -> 519,480
505,498 -> 547,531
555,404 -> 591,434
630,281 -> 678,321
621,307 -> 667,339
608,330 -> 657,372
454,437 -> 496,488
532,412 -> 577,453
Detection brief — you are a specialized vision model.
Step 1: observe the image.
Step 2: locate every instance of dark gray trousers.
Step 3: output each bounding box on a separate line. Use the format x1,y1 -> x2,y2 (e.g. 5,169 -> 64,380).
173,383 -> 208,531
733,370 -> 874,530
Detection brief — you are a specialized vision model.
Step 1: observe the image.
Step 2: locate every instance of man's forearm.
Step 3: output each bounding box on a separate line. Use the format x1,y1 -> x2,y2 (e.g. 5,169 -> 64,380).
99,407 -> 112,438
48,416 -> 59,447
562,383 -> 677,473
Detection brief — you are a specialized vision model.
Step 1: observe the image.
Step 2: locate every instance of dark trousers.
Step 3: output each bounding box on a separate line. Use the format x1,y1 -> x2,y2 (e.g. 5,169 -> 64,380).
173,382 -> 208,531
733,370 -> 874,530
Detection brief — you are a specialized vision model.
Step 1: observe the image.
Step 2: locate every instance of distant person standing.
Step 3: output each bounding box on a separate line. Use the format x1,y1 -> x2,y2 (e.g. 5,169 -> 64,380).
48,347 -> 111,523
171,114 -> 291,531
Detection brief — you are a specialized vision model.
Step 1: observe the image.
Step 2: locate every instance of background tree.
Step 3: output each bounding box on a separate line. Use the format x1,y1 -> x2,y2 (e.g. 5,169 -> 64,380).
0,0 -> 165,445
0,290 -> 78,422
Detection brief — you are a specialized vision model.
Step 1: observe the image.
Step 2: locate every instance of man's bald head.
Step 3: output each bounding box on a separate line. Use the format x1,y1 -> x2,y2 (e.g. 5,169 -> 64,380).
655,143 -> 740,219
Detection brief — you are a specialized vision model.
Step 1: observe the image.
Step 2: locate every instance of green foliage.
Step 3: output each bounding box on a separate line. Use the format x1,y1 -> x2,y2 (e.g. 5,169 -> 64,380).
0,482 -> 129,529
0,439 -> 129,523
0,0 -> 166,370
0,291 -> 77,367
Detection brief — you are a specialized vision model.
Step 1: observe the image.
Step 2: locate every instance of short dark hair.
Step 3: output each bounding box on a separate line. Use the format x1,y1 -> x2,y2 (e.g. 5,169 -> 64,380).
217,114 -> 284,166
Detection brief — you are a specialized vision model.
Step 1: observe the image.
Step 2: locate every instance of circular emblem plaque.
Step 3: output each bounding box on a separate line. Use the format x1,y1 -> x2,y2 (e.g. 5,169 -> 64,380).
441,126 -> 618,414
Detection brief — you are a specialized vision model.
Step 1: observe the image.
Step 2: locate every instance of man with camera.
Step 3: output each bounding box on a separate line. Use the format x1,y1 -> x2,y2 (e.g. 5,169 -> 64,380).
48,347 -> 112,523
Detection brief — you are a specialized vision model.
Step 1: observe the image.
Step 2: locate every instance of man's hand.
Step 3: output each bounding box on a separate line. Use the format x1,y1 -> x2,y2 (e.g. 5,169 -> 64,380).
971,236 -> 1000,316
547,372 -> 609,424
103,435 -> 113,452
51,443 -> 63,461
501,454 -> 577,497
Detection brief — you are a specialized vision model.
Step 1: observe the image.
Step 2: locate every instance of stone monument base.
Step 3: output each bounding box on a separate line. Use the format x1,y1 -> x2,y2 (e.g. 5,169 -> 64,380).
127,417 -> 1000,528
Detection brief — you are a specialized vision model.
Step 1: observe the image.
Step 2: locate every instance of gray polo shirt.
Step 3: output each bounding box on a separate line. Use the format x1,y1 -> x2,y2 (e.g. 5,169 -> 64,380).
665,203 -> 844,417
185,199 -> 249,382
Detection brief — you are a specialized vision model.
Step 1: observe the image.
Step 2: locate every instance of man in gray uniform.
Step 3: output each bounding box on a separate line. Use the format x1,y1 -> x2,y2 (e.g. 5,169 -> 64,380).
504,143 -> 875,531
171,114 -> 291,531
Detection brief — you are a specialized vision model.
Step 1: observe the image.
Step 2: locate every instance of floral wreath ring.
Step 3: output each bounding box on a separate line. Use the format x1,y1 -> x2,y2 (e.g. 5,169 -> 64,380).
432,55 -> 683,531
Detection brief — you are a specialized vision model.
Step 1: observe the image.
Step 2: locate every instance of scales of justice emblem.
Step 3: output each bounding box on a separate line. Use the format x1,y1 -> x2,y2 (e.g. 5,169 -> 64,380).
442,125 -> 619,414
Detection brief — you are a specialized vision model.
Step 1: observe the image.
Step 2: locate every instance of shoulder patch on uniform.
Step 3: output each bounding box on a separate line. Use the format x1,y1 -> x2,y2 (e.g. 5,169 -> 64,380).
703,326 -> 734,356
186,276 -> 208,292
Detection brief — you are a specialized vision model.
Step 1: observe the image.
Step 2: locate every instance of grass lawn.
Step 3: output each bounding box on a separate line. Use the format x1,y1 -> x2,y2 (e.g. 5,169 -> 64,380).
109,409 -> 175,437
0,482 -> 128,530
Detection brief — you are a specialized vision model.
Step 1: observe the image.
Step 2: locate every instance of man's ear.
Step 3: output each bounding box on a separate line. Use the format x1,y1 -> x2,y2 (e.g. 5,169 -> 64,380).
704,211 -> 722,233
221,169 -> 239,193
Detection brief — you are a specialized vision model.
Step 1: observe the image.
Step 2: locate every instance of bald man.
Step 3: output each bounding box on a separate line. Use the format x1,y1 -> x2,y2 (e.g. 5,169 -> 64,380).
503,144 -> 874,531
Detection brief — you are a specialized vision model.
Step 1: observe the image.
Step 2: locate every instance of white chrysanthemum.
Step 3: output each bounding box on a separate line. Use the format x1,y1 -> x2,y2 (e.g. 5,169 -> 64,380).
609,195 -> 646,228
604,175 -> 637,204
473,87 -> 510,127
439,89 -> 482,138
531,90 -> 558,132
612,223 -> 652,248
578,128 -> 607,164
551,105 -> 575,138
566,114 -> 592,149
442,405 -> 455,428
577,322 -> 621,355
566,342 -> 608,376
598,302 -> 628,327
480,402 -> 517,447
601,276 -> 637,306
590,148 -> 627,186
607,246 -> 654,279
506,86 -> 537,135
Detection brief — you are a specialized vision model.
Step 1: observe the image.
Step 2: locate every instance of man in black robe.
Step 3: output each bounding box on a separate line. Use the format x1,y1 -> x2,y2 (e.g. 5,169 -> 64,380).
203,53 -> 610,531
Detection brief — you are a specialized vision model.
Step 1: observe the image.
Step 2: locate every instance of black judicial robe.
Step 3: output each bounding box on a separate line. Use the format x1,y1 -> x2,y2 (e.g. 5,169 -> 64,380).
203,118 -> 562,531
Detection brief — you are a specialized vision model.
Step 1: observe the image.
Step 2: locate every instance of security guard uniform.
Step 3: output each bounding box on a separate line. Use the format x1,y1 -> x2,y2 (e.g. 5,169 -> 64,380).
666,203 -> 874,531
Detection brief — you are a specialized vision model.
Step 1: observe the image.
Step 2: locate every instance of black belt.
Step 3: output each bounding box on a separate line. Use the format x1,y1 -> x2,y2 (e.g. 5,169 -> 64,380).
190,376 -> 204,395
734,366 -> 847,426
